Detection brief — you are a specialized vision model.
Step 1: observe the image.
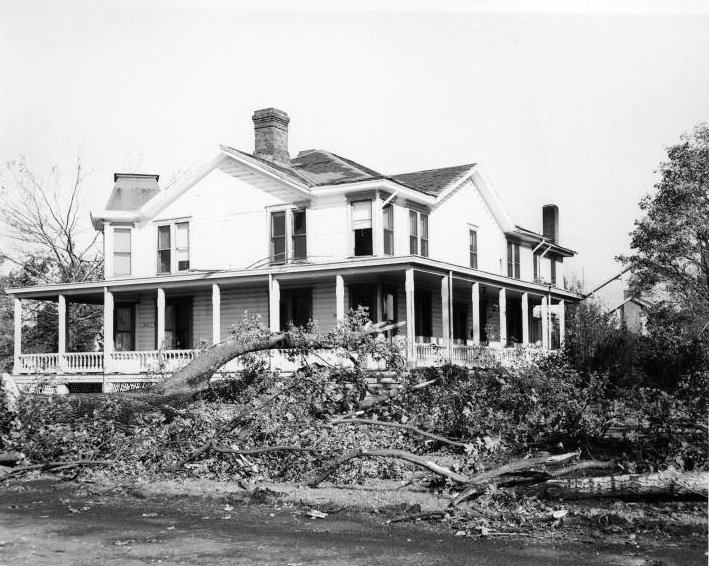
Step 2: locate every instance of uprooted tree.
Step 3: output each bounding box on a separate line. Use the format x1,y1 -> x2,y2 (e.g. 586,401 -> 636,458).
3,311 -> 706,504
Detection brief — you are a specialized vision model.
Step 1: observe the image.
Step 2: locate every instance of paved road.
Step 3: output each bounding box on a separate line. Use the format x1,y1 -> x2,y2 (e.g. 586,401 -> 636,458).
0,480 -> 702,565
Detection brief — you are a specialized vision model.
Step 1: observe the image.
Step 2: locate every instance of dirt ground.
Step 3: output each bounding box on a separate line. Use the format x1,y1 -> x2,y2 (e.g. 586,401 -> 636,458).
0,478 -> 706,566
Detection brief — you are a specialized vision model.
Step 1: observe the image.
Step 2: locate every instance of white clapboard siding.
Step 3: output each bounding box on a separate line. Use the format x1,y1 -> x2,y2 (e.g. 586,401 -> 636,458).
311,279 -> 337,332
137,295 -> 156,351
192,290 -> 213,346
132,162 -> 296,278
307,195 -> 349,262
430,179 -> 507,275
219,285 -> 270,338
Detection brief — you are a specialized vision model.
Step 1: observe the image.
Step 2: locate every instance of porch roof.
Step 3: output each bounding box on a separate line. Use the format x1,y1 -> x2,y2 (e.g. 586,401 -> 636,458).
5,256 -> 583,302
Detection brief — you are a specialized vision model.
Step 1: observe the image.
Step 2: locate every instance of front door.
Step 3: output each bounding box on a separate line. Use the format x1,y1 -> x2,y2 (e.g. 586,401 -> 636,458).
114,304 -> 135,351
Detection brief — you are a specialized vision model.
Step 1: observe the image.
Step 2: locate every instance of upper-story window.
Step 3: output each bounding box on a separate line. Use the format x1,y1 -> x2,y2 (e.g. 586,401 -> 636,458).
382,204 -> 394,255
469,229 -> 478,269
114,227 -> 132,276
507,241 -> 520,279
409,210 -> 429,257
292,209 -> 307,261
157,221 -> 190,274
352,200 -> 373,256
271,211 -> 286,264
270,209 -> 307,264
533,252 -> 541,281
550,258 -> 557,285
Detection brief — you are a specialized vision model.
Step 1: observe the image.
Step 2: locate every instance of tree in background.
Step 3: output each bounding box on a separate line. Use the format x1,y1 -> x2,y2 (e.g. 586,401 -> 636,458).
622,124 -> 709,325
0,157 -> 104,370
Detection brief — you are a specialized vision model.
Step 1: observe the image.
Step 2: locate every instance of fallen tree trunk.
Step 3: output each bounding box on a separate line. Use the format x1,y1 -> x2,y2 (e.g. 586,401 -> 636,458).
450,452 -> 579,507
529,470 -> 709,500
0,459 -> 114,479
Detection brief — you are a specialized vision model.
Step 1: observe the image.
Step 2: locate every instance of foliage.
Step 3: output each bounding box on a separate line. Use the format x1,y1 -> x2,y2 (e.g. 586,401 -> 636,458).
0,157 -> 104,370
621,123 -> 709,323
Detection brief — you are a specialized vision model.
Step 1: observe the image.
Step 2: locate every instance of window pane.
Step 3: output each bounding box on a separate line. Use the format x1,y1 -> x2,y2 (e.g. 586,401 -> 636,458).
114,228 -> 131,253
293,210 -> 306,235
271,211 -> 286,263
177,222 -> 189,248
384,230 -> 394,255
410,235 -> 418,255
158,249 -> 171,273
420,214 -> 428,239
272,237 -> 286,263
293,235 -> 307,260
158,225 -> 171,249
292,210 -> 307,260
114,253 -> 131,276
116,306 -> 132,331
352,201 -> 372,229
409,210 -> 418,237
420,238 -> 429,257
382,205 -> 393,230
271,212 -> 286,237
177,249 -> 190,271
354,228 -> 373,256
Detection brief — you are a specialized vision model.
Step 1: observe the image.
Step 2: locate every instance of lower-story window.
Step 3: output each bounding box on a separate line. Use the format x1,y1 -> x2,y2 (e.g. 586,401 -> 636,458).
280,289 -> 312,330
415,289 -> 432,338
114,304 -> 135,351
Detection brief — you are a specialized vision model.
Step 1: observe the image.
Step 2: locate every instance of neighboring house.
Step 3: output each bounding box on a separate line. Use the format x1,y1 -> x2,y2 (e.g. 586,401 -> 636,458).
587,266 -> 651,334
8,108 -> 580,391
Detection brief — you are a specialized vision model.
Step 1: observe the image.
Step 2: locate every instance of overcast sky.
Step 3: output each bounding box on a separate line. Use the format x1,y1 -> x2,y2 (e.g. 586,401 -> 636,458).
1,0 -> 708,290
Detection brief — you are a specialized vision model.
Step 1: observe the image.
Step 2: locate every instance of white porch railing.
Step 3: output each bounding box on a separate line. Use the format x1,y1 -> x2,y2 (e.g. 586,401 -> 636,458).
16,352 -> 104,374
16,342 -> 553,376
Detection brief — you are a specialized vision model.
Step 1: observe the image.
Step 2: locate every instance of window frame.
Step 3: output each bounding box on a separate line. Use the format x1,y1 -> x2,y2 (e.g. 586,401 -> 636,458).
382,204 -> 394,255
469,228 -> 478,269
292,208 -> 307,261
270,210 -> 287,265
352,199 -> 374,257
507,241 -> 520,279
409,209 -> 429,258
156,220 -> 191,275
113,226 -> 132,277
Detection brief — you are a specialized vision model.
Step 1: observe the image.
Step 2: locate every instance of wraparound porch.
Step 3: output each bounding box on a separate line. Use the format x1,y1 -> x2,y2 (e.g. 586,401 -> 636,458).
9,257 -> 575,388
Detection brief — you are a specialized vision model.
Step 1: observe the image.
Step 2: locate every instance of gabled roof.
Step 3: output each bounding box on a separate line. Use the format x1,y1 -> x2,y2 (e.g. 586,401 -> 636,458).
390,164 -> 476,196
221,146 -> 314,187
609,295 -> 653,313
105,173 -> 160,211
290,149 -> 384,186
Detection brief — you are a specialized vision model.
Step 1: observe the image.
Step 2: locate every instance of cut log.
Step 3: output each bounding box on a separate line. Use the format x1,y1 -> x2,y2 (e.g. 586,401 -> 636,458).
531,470 -> 709,500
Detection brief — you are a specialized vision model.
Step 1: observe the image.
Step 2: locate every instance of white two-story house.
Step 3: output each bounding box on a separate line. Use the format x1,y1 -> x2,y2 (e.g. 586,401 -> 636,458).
8,108 -> 580,391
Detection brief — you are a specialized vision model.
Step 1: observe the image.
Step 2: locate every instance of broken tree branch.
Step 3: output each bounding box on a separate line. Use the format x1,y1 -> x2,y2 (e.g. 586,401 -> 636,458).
0,460 -> 114,479
332,418 -> 467,449
306,448 -> 470,487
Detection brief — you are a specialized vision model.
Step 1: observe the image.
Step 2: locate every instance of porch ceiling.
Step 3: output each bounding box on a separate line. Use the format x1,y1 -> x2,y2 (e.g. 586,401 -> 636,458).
6,256 -> 582,303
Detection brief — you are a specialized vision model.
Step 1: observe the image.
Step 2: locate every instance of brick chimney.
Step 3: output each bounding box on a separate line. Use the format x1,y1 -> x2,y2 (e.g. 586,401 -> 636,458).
542,204 -> 559,243
252,108 -> 290,165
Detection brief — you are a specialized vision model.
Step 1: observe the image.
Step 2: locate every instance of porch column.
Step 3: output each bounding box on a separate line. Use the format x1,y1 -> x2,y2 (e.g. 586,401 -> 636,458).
335,275 -> 345,322
212,284 -> 221,345
499,288 -> 507,346
13,297 -> 21,374
405,268 -> 415,363
441,274 -> 451,361
558,299 -> 565,348
521,292 -> 529,346
58,294 -> 67,372
103,288 -> 114,371
269,276 -> 280,332
471,282 -> 480,344
541,295 -> 549,350
157,287 -> 166,348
